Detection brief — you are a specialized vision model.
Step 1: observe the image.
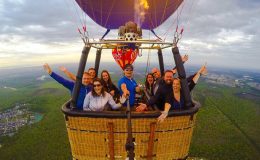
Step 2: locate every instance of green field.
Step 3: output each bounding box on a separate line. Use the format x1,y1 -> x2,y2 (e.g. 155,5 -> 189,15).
190,84 -> 260,159
0,79 -> 259,159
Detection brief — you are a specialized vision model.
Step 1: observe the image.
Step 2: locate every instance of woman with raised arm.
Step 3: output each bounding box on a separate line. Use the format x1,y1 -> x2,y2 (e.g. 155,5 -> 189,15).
83,78 -> 122,111
158,64 -> 208,122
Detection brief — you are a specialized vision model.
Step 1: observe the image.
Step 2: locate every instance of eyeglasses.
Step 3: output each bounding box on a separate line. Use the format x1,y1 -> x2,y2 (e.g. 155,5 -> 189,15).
93,84 -> 101,87
152,72 -> 158,75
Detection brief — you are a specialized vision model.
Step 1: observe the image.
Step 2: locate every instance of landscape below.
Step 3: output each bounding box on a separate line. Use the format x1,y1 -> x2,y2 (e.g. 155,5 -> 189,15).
0,63 -> 259,159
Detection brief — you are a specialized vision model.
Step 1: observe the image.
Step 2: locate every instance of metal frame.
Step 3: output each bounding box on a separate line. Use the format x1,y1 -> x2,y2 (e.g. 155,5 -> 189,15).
157,48 -> 165,75
70,45 -> 91,109
90,38 -> 173,77
94,49 -> 102,76
70,38 -> 193,109
88,38 -> 173,50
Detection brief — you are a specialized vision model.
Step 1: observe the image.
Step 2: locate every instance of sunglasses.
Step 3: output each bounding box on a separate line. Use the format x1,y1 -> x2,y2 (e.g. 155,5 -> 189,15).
125,69 -> 133,72
93,84 -> 101,87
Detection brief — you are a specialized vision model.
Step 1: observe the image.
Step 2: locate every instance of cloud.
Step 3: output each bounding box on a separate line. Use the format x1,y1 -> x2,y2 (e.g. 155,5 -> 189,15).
0,0 -> 259,70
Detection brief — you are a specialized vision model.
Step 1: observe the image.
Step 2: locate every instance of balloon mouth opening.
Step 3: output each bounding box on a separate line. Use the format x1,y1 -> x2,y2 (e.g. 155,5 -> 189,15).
118,21 -> 142,40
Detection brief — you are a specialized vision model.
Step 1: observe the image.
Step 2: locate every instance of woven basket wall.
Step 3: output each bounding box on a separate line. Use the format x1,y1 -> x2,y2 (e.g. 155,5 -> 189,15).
64,113 -> 197,160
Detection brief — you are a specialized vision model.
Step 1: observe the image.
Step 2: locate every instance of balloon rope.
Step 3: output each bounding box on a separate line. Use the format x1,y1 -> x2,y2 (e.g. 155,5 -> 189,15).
162,0 -> 185,39
71,0 -> 84,27
63,0 -> 81,31
159,0 -> 169,24
181,0 -> 198,33
179,0 -> 199,55
78,0 -> 87,29
88,0 -> 97,25
173,0 -> 198,42
151,30 -> 162,40
145,31 -> 151,75
104,0 -> 116,27
64,0 -> 89,42
147,11 -> 156,29
145,49 -> 151,75
176,0 -> 185,27
153,0 -> 158,28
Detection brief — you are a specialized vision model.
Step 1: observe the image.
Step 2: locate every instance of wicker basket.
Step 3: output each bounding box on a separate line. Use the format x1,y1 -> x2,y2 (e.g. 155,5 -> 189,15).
62,102 -> 200,160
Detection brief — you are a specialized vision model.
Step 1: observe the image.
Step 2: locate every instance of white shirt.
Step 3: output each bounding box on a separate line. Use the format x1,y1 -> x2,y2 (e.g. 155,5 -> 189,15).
83,91 -> 121,111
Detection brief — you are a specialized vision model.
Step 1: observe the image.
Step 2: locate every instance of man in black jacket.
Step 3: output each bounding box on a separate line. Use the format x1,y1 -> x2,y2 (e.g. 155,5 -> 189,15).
136,70 -> 174,111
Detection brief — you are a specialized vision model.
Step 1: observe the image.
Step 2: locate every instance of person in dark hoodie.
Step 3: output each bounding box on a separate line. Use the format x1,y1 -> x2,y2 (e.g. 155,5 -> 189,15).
43,63 -> 92,109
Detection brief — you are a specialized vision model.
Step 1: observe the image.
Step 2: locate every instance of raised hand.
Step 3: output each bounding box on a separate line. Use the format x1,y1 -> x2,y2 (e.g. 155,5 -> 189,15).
43,63 -> 52,75
59,66 -> 67,72
172,68 -> 177,74
199,64 -> 208,76
181,54 -> 189,63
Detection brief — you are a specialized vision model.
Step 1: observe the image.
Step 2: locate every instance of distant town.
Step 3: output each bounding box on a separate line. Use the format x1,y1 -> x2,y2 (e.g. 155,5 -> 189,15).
204,73 -> 260,90
0,103 -> 42,137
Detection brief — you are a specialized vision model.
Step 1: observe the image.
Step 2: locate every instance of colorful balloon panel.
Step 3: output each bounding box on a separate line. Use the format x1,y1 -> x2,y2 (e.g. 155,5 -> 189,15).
112,48 -> 138,70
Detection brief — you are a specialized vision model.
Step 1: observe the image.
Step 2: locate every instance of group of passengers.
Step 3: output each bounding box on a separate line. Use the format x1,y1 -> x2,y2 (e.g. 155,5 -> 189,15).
43,55 -> 207,121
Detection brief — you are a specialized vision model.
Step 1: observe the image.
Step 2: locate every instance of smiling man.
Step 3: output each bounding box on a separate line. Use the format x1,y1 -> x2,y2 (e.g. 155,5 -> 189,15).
136,70 -> 174,112
43,63 -> 92,109
118,64 -> 141,108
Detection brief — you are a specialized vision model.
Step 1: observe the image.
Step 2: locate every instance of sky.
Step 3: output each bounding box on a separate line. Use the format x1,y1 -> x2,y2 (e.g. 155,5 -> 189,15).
0,0 -> 260,70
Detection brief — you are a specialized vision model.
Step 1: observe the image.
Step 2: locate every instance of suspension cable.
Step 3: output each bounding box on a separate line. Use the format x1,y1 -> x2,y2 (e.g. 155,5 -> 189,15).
166,0 -> 186,41
63,0 -> 82,32
71,0 -> 85,27
145,31 -> 151,75
161,0 -> 183,39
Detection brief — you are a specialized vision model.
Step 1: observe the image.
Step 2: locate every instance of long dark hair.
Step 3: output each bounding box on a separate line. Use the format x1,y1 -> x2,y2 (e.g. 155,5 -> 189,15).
145,73 -> 154,91
91,78 -> 105,97
100,70 -> 113,86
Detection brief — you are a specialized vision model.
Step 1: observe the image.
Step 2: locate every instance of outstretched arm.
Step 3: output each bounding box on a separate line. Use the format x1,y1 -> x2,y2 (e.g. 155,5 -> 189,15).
43,63 -> 74,90
121,83 -> 130,97
59,66 -> 76,81
107,94 -> 121,110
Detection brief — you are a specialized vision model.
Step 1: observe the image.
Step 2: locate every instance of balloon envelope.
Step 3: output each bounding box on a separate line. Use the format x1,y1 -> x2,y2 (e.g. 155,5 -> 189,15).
75,0 -> 183,29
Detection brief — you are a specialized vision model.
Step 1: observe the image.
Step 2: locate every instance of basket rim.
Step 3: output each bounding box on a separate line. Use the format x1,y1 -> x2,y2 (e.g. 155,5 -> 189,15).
61,100 -> 200,118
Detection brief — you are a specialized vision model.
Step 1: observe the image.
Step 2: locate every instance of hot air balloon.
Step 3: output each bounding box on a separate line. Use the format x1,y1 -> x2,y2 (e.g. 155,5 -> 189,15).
59,0 -> 200,159
75,0 -> 183,30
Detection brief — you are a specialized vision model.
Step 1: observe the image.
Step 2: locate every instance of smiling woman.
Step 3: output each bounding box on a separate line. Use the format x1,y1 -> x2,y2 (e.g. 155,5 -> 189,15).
83,78 -> 122,111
